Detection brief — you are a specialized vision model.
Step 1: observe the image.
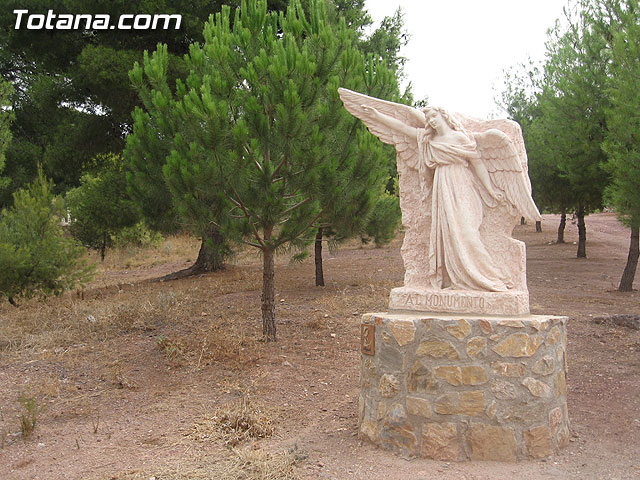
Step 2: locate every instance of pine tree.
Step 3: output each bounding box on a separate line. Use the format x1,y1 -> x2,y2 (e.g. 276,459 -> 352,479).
312,58 -> 404,286
0,171 -> 93,304
600,0 -> 640,291
529,6 -> 610,257
310,2 -> 408,286
66,154 -> 140,261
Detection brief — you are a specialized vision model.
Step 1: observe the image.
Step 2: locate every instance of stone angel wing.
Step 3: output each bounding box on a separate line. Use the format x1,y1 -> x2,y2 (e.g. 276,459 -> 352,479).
474,129 -> 542,222
337,88 -> 424,171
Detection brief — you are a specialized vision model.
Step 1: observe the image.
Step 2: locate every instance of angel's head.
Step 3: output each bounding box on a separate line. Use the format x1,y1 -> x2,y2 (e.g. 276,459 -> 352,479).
421,106 -> 465,136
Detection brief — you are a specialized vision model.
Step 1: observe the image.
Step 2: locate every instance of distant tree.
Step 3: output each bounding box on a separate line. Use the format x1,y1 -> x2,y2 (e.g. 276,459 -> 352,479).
0,171 -> 93,305
330,0 -> 372,33
498,63 -> 570,240
531,6 -> 610,257
66,154 -> 140,261
311,55 -> 407,286
311,1 -> 408,286
599,0 -> 640,291
360,7 -> 409,75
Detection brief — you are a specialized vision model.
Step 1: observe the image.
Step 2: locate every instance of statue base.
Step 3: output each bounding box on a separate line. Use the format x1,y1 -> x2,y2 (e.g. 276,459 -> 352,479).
359,312 -> 570,461
389,287 -> 530,316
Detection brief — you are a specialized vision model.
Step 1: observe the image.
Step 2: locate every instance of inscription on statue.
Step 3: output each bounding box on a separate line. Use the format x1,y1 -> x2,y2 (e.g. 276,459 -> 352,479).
403,293 -> 486,309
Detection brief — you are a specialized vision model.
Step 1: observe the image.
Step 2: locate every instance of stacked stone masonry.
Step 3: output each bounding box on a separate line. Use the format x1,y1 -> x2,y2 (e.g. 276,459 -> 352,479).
359,312 -> 569,461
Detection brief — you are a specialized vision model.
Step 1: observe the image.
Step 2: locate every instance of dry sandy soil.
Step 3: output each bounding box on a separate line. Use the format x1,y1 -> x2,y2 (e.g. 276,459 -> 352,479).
0,213 -> 638,479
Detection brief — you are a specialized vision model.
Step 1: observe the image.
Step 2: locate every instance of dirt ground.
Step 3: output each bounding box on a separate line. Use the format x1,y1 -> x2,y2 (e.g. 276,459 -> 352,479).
0,212 -> 638,479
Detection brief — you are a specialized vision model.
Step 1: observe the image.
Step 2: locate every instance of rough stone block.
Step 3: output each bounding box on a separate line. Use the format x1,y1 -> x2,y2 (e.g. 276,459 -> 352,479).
406,396 -> 432,418
479,319 -> 493,333
434,366 -> 462,385
554,370 -> 567,397
421,423 -> 459,461
497,319 -> 525,328
497,402 -> 548,425
532,355 -> 556,376
492,361 -> 527,377
378,342 -> 404,371
434,366 -> 488,386
389,320 -> 416,346
522,377 -> 552,398
524,425 -> 553,458
380,403 -> 417,458
546,325 -> 562,345
466,336 -> 488,358
416,338 -> 460,359
492,333 -> 542,357
461,366 -> 488,385
491,379 -> 520,400
556,424 -> 570,449
467,424 -> 518,461
379,374 -> 400,398
434,391 -> 484,416
408,360 -> 438,393
360,418 -> 378,442
446,319 -> 472,339
549,406 -> 563,434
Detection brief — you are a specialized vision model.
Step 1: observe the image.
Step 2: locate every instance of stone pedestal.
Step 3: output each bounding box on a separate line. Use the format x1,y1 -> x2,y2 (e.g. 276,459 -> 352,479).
359,312 -> 569,461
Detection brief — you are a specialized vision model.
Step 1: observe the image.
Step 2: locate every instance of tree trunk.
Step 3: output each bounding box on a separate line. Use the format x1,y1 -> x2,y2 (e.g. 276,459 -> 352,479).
535,221 -> 542,233
100,232 -> 106,262
158,227 -> 226,281
619,226 -> 639,292
192,229 -> 226,272
262,246 -> 276,341
315,227 -> 325,287
576,205 -> 586,258
557,208 -> 566,244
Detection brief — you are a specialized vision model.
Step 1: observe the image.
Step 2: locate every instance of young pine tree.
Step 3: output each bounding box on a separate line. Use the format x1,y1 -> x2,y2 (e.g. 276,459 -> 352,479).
0,171 -> 93,305
66,154 -> 140,261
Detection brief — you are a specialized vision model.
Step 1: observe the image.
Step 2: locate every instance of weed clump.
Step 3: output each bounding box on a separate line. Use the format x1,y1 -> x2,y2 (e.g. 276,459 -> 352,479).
18,393 -> 44,439
191,397 -> 275,447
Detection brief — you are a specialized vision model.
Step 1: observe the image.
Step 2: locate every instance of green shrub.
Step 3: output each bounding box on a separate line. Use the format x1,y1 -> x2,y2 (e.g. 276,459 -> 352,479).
112,220 -> 163,249
0,171 -> 93,304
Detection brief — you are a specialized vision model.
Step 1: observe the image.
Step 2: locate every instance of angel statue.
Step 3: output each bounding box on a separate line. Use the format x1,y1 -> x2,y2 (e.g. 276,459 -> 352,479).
338,88 -> 541,315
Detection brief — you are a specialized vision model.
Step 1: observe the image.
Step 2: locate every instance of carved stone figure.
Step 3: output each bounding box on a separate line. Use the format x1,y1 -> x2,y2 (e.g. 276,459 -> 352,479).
338,88 -> 541,314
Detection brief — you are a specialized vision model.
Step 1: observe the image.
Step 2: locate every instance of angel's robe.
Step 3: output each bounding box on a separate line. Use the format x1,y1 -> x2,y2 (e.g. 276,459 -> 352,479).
417,131 -> 508,291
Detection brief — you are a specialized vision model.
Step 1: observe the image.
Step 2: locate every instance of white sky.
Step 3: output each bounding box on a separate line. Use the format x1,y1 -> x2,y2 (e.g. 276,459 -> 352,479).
365,0 -> 568,118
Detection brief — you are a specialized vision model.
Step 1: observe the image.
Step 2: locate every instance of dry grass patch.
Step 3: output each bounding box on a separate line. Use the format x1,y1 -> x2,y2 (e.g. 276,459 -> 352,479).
93,233 -> 199,272
199,447 -> 300,480
0,290 -> 186,353
194,322 -> 261,367
190,397 -> 276,447
102,446 -> 301,480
